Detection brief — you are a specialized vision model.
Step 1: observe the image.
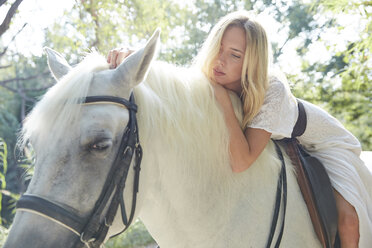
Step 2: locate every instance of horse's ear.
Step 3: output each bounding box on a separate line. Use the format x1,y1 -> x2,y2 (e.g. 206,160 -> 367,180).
114,28 -> 160,88
44,47 -> 72,80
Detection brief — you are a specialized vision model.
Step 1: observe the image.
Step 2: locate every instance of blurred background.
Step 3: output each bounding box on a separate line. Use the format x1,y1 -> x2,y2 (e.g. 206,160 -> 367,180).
0,0 -> 371,247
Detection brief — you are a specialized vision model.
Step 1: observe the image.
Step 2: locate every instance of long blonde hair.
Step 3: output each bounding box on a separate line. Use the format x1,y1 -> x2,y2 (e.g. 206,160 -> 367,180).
193,11 -> 269,127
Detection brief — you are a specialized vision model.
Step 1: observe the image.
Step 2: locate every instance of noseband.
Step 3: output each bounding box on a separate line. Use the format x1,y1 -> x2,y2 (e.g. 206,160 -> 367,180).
16,93 -> 142,248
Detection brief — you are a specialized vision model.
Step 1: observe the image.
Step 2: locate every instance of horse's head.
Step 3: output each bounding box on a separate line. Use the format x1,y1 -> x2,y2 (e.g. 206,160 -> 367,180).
4,30 -> 160,248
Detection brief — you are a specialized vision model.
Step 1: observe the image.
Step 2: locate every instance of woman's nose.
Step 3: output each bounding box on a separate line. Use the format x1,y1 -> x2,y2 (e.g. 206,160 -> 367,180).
217,53 -> 226,66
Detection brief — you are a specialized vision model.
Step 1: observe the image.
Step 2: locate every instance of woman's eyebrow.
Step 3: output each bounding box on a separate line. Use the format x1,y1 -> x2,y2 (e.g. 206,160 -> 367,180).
230,47 -> 244,53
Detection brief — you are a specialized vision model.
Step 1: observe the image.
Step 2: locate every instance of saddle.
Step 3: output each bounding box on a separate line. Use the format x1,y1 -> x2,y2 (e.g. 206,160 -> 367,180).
278,100 -> 339,248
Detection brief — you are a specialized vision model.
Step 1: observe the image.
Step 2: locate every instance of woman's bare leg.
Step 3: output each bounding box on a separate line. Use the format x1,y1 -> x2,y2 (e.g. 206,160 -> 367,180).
334,190 -> 359,248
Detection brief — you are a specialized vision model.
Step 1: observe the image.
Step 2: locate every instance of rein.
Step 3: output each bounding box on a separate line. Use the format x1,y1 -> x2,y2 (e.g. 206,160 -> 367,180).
265,141 -> 287,248
16,93 -> 142,248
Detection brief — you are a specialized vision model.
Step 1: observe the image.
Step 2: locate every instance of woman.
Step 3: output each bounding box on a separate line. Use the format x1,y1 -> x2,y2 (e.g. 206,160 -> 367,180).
107,11 -> 372,247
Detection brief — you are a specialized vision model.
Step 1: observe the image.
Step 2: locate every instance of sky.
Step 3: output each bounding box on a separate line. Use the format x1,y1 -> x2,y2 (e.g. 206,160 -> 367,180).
1,0 -> 367,76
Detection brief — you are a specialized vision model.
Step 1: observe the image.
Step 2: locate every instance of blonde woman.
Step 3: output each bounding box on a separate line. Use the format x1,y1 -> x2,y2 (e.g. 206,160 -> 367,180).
107,11 -> 372,248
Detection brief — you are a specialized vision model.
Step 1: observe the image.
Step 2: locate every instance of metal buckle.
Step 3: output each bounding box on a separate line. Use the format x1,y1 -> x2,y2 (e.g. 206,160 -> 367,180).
123,146 -> 132,156
104,217 -> 112,227
80,232 -> 96,245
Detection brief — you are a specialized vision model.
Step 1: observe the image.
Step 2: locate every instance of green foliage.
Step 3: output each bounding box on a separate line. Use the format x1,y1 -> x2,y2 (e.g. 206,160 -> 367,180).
0,138 -> 8,225
0,137 -> 21,229
165,0 -> 254,65
316,0 -> 371,88
105,220 -> 156,248
44,0 -> 189,65
0,108 -> 18,151
297,0 -> 372,150
0,95 -> 21,226
0,224 -> 9,247
0,51 -> 50,227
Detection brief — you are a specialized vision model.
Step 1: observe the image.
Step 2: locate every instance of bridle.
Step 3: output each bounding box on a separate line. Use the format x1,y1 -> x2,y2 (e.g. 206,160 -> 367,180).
16,93 -> 142,248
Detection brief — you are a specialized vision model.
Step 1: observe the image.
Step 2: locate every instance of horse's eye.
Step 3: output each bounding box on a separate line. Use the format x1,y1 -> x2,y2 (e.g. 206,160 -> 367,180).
90,139 -> 112,151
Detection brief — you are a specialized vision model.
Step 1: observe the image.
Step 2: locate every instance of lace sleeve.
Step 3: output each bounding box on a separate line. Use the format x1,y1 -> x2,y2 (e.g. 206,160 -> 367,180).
248,79 -> 298,139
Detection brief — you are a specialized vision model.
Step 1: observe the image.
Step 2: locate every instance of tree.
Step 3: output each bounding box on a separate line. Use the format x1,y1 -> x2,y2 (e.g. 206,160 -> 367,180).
0,0 -> 27,227
289,0 -> 372,149
1,0 -> 25,77
0,0 -> 23,38
44,0 -> 188,64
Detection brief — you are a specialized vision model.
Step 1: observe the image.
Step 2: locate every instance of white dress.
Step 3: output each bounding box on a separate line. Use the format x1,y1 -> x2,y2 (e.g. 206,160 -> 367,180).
249,78 -> 372,247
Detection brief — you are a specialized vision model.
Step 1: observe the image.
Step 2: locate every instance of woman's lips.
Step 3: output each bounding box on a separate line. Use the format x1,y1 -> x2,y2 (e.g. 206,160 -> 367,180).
213,68 -> 225,77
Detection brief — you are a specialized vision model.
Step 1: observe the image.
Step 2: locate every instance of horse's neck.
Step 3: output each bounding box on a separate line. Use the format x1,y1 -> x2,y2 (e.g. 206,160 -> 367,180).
132,68 -> 238,240
123,74 -> 319,247
135,64 -> 247,213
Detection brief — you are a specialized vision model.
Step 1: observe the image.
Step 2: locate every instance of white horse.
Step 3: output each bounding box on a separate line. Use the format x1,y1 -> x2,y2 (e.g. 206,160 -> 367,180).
5,30 -> 335,248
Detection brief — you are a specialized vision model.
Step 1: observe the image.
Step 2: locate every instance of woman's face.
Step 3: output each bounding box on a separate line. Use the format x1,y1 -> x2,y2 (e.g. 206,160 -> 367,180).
212,26 -> 246,93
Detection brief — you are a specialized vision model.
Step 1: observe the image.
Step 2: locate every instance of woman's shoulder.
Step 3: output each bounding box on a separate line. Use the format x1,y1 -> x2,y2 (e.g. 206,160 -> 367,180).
268,72 -> 290,87
265,75 -> 293,103
248,76 -> 298,138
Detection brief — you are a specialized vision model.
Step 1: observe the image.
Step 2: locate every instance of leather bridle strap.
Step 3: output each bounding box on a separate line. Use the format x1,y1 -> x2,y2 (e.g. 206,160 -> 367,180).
77,93 -> 142,247
16,93 -> 142,248
85,102 -> 143,246
16,194 -> 85,236
82,95 -> 138,112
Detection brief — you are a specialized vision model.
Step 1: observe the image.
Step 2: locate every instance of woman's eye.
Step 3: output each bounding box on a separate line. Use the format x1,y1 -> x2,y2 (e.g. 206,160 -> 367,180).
231,54 -> 241,59
90,139 -> 112,151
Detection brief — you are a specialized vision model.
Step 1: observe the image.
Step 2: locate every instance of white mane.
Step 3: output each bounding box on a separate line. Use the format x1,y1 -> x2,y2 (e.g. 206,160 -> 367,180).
21,52 -> 109,152
135,63 -> 233,180
134,62 -> 280,206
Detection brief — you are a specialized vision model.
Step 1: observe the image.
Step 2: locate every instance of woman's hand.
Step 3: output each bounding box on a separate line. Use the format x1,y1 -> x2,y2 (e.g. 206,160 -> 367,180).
107,48 -> 134,69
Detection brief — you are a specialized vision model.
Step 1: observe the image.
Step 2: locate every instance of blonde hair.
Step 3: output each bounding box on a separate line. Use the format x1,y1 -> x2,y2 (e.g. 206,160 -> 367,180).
193,11 -> 269,127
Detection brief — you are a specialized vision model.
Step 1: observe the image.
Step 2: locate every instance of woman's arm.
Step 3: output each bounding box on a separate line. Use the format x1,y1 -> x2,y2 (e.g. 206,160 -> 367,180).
212,83 -> 271,173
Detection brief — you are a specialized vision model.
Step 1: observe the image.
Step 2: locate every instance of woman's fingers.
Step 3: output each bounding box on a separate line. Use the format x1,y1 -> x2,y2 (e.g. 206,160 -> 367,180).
107,51 -> 112,63
107,48 -> 134,69
116,49 -> 133,67
108,48 -> 121,69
